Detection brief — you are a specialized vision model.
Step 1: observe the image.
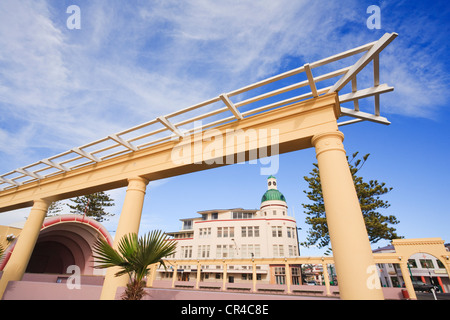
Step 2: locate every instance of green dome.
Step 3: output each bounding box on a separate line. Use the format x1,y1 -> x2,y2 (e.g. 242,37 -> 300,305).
261,189 -> 286,203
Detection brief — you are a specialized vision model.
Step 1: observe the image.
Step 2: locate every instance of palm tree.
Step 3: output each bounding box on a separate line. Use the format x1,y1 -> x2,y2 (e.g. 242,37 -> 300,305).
93,230 -> 177,300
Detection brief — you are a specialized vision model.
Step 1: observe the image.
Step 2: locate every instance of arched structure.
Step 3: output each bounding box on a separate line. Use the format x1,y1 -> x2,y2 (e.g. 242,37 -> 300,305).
1,215 -> 112,275
370,238 -> 450,299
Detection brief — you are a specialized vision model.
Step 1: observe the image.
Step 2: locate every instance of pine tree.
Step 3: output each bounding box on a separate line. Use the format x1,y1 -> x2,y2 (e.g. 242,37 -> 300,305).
47,201 -> 64,216
301,152 -> 402,249
67,192 -> 115,222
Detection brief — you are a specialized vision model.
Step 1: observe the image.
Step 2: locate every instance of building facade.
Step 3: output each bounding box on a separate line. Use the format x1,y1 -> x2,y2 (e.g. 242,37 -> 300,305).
159,176 -> 301,285
374,244 -> 450,293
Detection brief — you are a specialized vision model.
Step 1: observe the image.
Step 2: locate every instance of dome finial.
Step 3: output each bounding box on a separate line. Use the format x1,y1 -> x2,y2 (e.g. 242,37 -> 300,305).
261,176 -> 287,205
267,175 -> 277,190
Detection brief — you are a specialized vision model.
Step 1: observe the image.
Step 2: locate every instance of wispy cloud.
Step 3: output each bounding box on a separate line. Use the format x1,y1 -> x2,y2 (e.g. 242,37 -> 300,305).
0,0 -> 448,174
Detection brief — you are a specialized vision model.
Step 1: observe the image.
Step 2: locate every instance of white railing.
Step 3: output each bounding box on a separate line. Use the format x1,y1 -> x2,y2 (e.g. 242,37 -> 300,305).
0,33 -> 397,191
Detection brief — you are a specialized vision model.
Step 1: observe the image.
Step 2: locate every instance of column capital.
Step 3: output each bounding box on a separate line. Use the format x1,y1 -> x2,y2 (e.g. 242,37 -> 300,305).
311,131 -> 345,158
31,199 -> 51,212
126,176 -> 149,193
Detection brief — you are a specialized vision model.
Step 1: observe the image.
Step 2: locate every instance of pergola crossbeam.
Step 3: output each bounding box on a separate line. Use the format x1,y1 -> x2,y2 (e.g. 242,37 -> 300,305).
157,116 -> 184,138
41,159 -> 70,173
304,63 -> 318,98
109,134 -> 138,151
328,32 -> 397,93
338,84 -> 393,104
340,107 -> 390,125
0,177 -> 21,187
337,118 -> 365,127
15,168 -> 43,180
219,93 -> 243,120
72,147 -> 101,163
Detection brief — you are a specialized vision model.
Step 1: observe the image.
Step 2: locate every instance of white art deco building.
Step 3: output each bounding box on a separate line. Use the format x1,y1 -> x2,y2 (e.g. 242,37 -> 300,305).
159,176 -> 301,285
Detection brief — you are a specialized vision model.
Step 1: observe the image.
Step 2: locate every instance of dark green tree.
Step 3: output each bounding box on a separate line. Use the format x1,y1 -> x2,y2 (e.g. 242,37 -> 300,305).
67,192 -> 115,222
47,201 -> 64,216
301,152 -> 402,250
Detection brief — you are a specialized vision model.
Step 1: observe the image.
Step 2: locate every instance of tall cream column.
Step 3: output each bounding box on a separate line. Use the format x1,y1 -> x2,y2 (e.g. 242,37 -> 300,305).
285,261 -> 292,294
312,131 -> 384,300
399,261 -> 417,300
171,262 -> 178,288
322,263 -> 331,296
0,199 -> 49,299
100,176 -> 149,300
195,261 -> 201,289
222,261 -> 227,291
252,259 -> 257,292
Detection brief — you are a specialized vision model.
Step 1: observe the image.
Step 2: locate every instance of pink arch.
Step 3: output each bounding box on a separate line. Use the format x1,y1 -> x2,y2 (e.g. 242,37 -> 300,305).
0,215 -> 113,272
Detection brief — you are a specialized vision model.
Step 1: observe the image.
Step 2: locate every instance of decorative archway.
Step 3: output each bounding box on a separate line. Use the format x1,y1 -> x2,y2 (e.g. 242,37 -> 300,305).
391,238 -> 450,299
1,215 -> 113,275
370,238 -> 450,299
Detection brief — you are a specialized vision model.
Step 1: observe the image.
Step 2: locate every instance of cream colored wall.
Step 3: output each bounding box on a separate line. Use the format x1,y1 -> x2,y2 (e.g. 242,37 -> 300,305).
0,225 -> 21,251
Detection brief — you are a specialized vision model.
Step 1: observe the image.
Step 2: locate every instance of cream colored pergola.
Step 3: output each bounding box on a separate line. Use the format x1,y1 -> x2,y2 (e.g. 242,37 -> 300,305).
0,33 -> 396,194
0,33 -> 404,300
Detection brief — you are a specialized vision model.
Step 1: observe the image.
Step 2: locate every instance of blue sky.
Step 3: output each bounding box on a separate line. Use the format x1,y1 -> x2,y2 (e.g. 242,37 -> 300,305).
0,0 -> 449,256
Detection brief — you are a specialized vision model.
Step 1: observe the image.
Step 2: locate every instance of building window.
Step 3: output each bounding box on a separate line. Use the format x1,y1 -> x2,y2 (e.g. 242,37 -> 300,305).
241,226 -> 260,237
274,267 -> 285,285
272,226 -> 282,237
197,245 -> 210,258
241,244 -> 260,258
211,212 -> 218,220
202,214 -> 208,220
242,272 -> 253,280
273,244 -> 284,257
217,227 -> 234,238
288,245 -> 298,257
286,227 -> 296,238
181,246 -> 192,258
199,227 -> 211,238
407,259 -> 417,268
216,245 -> 234,258
291,267 -> 301,285
232,211 -> 253,219
183,220 -> 192,230
419,259 -> 434,269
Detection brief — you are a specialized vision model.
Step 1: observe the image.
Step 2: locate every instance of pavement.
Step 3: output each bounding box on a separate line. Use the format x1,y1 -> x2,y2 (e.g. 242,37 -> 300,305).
416,292 -> 450,300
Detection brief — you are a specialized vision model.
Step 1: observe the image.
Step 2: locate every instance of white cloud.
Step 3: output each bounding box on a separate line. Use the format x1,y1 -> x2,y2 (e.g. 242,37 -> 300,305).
0,0 -> 448,180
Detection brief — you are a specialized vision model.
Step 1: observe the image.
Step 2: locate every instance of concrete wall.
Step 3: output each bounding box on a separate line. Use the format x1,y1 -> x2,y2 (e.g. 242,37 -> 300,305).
116,287 -> 336,300
2,280 -> 103,300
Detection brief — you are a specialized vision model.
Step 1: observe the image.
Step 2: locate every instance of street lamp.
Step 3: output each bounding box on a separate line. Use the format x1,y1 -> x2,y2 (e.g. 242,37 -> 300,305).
407,262 -> 413,278
296,227 -> 302,256
422,254 -> 438,300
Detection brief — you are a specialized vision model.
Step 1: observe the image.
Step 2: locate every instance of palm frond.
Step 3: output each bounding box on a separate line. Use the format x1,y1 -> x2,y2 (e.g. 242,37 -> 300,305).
92,230 -> 177,282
